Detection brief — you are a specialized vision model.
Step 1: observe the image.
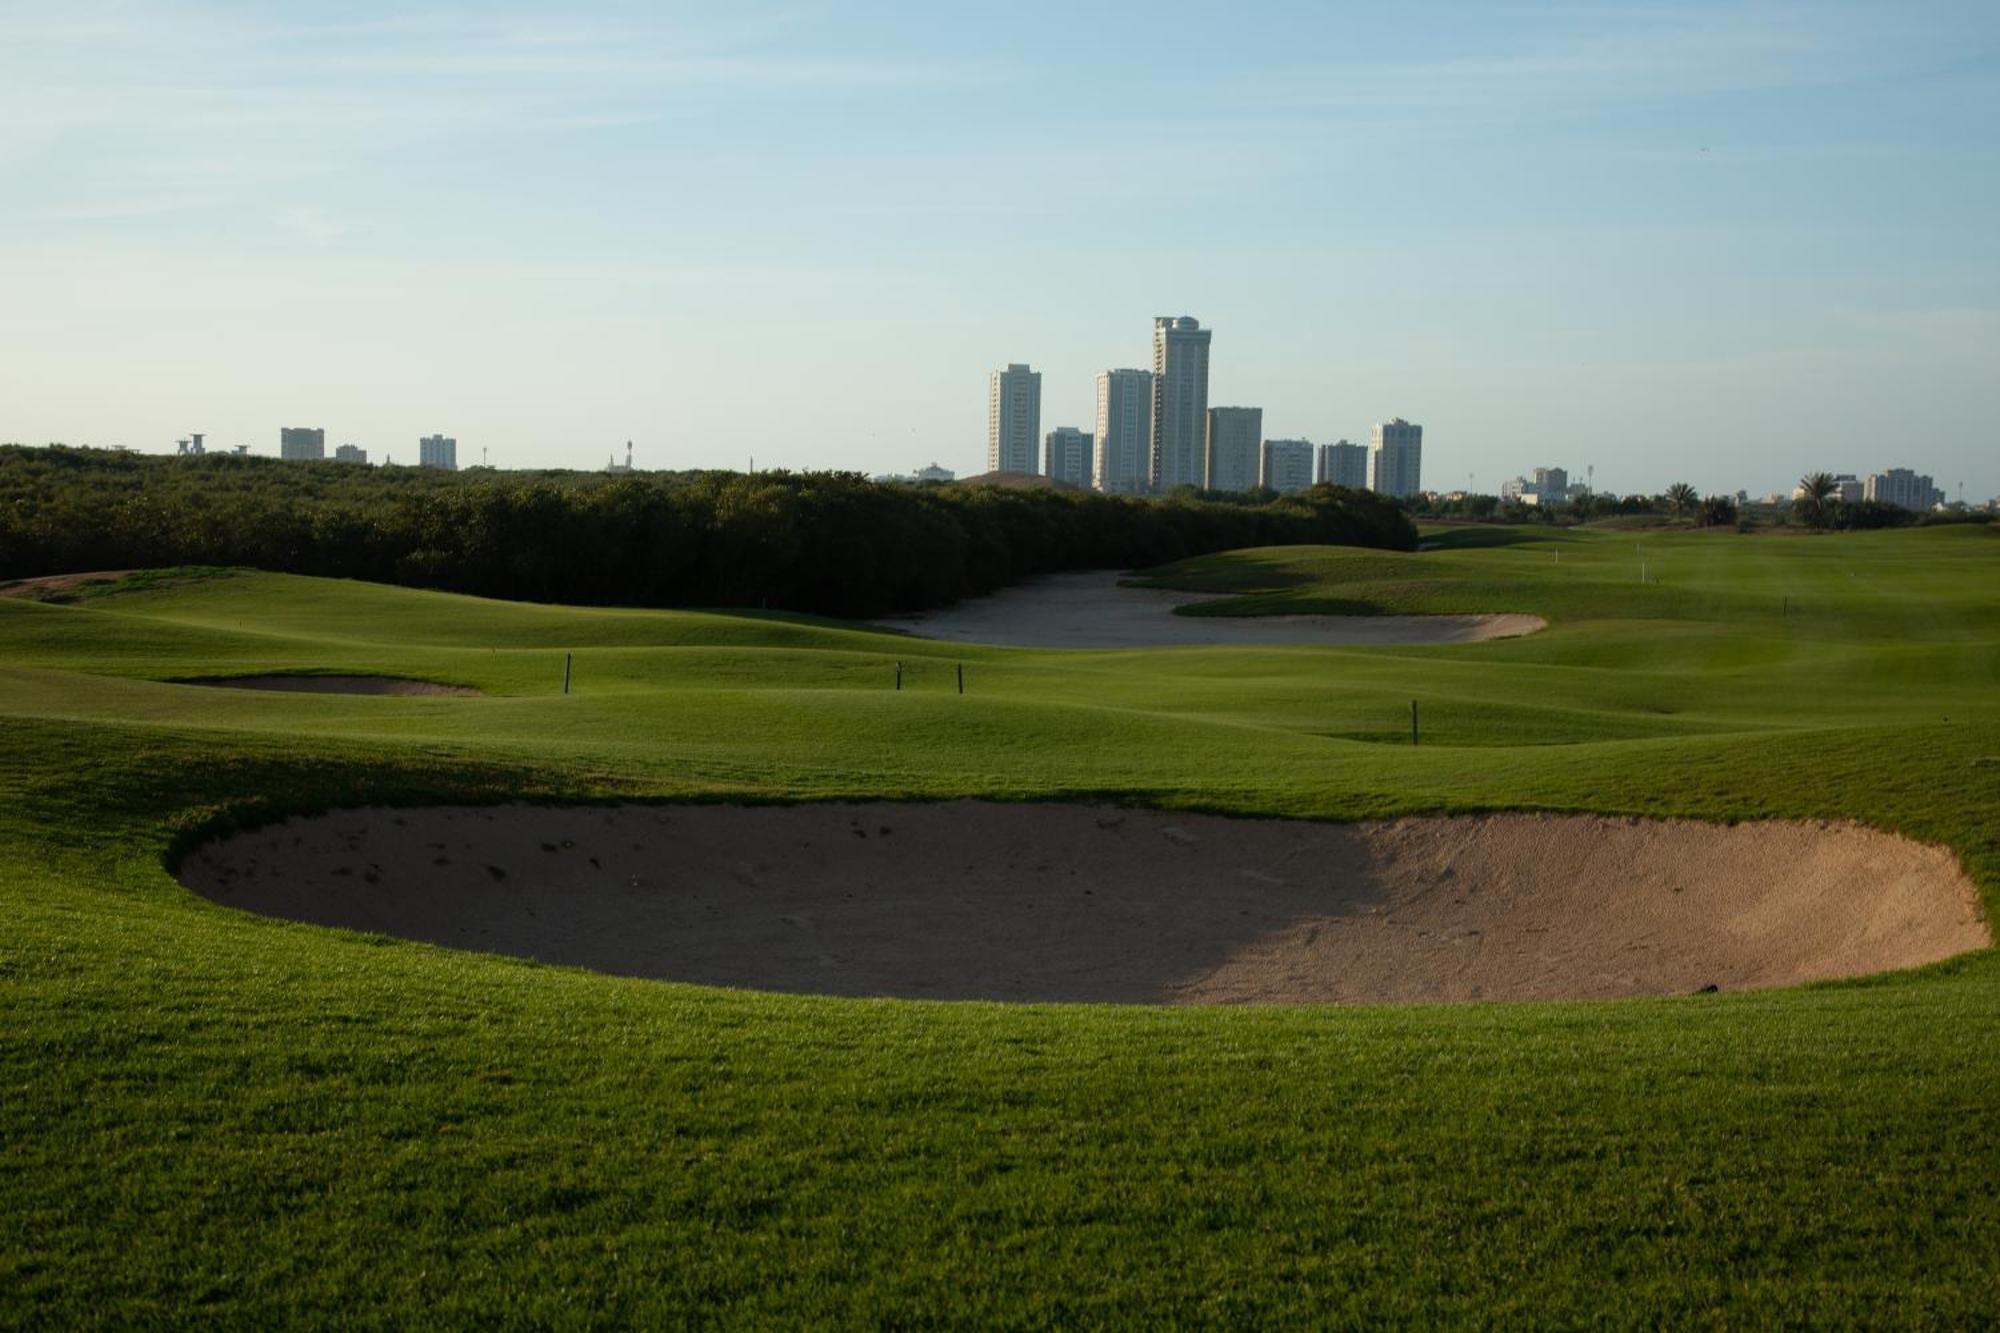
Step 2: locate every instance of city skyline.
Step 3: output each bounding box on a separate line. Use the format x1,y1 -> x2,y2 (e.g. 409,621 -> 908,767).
1,3 -> 1995,498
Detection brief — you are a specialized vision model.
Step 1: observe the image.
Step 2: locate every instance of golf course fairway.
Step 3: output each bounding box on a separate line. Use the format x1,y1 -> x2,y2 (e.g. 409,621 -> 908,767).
3,522 -> 1996,1324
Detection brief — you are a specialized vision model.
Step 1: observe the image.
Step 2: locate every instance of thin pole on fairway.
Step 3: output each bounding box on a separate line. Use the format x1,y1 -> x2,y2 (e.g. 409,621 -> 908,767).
563,652 -> 572,695
1411,699 -> 1420,747
957,663 -> 964,695
895,661 -> 902,691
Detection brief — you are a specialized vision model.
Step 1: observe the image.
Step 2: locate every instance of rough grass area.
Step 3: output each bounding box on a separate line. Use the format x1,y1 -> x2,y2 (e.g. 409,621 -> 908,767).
2,524 -> 1996,1325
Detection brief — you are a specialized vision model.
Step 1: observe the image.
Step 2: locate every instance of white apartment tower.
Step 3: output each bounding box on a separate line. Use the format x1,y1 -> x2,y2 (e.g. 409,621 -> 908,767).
1316,439 -> 1368,489
1864,468 -> 1943,510
419,434 -> 458,470
988,364 -> 1042,474
1044,427 -> 1093,487
1150,316 -> 1212,490
1370,419 -> 1423,497
1093,368 -> 1153,494
1261,439 -> 1315,494
1204,407 -> 1264,493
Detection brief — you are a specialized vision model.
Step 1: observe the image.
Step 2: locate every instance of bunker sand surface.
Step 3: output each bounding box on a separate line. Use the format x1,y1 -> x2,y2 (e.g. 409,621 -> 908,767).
180,802 -> 1988,1004
870,569 -> 1545,648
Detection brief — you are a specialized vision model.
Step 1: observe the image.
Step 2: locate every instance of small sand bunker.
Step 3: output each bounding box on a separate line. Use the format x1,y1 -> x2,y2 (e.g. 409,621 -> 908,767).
178,675 -> 479,696
178,803 -> 1987,1004
871,570 -> 1542,648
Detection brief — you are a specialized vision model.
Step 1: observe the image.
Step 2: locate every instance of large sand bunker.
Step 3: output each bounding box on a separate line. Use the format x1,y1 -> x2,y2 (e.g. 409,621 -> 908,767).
871,570 -> 1543,648
178,802 -> 1987,1004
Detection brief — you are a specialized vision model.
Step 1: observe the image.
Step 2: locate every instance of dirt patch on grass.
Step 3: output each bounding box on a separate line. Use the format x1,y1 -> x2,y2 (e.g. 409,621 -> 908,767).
179,803 -> 1987,1004
178,675 -> 480,696
0,570 -> 141,601
0,567 -> 234,603
871,570 -> 1542,648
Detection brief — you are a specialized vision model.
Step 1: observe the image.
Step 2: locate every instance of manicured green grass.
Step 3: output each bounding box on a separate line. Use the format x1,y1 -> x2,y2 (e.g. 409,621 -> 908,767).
3,525 -> 1996,1325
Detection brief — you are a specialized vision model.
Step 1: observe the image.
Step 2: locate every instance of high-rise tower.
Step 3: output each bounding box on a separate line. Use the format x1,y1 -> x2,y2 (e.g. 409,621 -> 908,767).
1043,427 -> 1093,486
1261,439 -> 1315,494
1093,368 -> 1153,494
1369,419 -> 1423,498
280,427 -> 325,461
419,434 -> 458,471
987,364 -> 1042,474
1204,406 -> 1263,493
1150,317 -> 1211,490
1316,439 -> 1368,488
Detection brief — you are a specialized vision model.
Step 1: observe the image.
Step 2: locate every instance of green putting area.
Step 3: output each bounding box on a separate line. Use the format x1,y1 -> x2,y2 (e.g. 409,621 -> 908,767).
3,522 -> 1996,1323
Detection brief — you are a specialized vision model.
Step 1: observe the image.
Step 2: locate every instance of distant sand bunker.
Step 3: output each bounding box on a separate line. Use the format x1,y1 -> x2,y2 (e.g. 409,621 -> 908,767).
178,803 -> 1987,1004
179,675 -> 479,696
871,570 -> 1544,648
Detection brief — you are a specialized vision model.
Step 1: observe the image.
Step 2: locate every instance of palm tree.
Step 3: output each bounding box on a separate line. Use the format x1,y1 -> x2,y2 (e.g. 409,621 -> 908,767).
1699,494 -> 1738,527
1664,481 -> 1699,520
1796,472 -> 1837,529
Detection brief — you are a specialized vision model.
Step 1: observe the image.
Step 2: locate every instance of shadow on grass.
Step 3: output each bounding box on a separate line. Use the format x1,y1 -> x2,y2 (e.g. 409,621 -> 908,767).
1418,526 -> 1576,551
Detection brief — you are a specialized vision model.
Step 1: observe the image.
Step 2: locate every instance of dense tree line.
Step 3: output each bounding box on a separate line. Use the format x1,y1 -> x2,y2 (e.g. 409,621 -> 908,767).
1409,489 -> 1666,524
0,446 -> 1417,616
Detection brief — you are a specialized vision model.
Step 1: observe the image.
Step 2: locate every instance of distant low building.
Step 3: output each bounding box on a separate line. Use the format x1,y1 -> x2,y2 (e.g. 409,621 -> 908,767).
419,434 -> 458,471
1043,427 -> 1093,487
873,462 -> 957,484
605,441 -> 635,474
1503,465 -> 1570,507
1316,439 -> 1367,489
280,427 -> 325,461
1864,468 -> 1943,511
1260,439 -> 1315,494
333,444 -> 367,465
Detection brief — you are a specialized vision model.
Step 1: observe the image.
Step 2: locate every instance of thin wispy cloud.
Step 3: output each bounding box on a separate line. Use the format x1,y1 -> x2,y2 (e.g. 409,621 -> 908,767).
1272,8 -> 1932,115
1,1 -> 1993,493
0,3 -> 1006,236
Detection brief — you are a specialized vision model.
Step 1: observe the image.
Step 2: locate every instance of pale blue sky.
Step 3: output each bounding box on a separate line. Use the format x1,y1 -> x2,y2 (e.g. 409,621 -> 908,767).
3,1 -> 1996,497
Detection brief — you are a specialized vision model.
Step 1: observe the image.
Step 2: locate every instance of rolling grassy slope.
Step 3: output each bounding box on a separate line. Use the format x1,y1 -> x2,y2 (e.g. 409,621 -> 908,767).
2,525 -> 1996,1325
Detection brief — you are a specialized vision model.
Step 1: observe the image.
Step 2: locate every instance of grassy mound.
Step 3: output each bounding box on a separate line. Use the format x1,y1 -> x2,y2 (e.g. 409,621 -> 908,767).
2,524 -> 1996,1323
